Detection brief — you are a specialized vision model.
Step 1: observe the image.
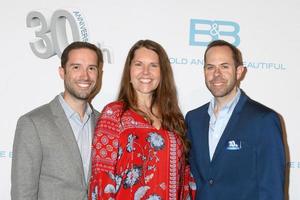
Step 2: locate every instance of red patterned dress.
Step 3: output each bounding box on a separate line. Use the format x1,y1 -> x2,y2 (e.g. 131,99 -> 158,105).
89,101 -> 195,200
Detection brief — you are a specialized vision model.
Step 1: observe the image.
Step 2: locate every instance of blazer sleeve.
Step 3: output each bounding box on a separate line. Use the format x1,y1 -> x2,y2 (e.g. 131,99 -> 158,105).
11,115 -> 42,200
185,113 -> 193,165
185,112 -> 199,183
257,112 -> 285,200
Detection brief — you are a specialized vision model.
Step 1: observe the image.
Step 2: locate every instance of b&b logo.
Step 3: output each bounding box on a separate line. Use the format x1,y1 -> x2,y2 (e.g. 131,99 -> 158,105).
189,19 -> 240,47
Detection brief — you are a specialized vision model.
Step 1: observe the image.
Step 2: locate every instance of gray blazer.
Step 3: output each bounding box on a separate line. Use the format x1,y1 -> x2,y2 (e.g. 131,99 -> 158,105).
11,96 -> 99,200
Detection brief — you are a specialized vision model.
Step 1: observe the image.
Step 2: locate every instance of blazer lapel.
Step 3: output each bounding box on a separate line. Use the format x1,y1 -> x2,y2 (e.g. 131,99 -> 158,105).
90,109 -> 99,141
50,96 -> 85,181
211,91 -> 248,162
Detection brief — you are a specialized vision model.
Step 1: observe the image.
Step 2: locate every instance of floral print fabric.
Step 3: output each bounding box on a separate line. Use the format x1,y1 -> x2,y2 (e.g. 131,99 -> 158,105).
89,101 -> 195,200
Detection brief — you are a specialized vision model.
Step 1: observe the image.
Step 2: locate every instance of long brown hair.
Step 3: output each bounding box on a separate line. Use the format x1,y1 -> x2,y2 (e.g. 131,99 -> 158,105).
117,39 -> 189,156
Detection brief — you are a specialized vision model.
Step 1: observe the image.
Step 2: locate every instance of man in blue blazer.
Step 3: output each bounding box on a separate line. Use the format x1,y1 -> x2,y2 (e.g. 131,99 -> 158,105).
185,40 -> 285,200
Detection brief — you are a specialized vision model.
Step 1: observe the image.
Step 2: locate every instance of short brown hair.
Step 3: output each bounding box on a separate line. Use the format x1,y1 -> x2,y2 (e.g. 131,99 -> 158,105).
61,41 -> 103,69
204,40 -> 243,67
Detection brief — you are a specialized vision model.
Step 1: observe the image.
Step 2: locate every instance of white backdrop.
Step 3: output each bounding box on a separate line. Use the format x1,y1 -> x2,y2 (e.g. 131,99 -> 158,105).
0,0 -> 299,199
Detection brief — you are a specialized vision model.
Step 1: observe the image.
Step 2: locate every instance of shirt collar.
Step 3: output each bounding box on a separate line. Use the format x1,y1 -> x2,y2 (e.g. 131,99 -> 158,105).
58,93 -> 92,119
208,88 -> 241,117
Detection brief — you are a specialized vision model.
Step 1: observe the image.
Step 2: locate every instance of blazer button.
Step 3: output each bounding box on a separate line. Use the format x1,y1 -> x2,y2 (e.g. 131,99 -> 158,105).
208,179 -> 214,185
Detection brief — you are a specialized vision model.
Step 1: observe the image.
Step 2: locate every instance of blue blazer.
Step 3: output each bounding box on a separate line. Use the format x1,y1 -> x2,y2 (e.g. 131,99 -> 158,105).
185,91 -> 285,200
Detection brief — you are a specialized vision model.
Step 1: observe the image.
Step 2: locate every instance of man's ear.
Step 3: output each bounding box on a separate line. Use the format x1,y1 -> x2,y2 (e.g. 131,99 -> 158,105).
59,66 -> 65,80
236,65 -> 245,80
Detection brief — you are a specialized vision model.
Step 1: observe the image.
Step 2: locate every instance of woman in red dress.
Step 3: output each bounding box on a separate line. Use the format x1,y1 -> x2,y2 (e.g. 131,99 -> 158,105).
89,40 -> 195,200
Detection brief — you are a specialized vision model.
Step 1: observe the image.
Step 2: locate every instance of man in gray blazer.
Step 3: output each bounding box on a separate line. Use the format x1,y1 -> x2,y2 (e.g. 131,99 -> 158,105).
11,41 -> 103,200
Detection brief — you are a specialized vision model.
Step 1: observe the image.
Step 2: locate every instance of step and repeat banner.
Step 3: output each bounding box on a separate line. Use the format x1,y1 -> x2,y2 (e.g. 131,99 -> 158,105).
0,0 -> 299,199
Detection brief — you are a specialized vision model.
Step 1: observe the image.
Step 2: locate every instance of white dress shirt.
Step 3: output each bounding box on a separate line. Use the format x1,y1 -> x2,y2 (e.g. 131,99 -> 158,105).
207,89 -> 241,160
59,94 -> 92,183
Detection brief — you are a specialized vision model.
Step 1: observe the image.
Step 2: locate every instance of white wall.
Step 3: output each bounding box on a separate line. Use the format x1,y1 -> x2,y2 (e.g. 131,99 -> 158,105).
1,0 -> 299,199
